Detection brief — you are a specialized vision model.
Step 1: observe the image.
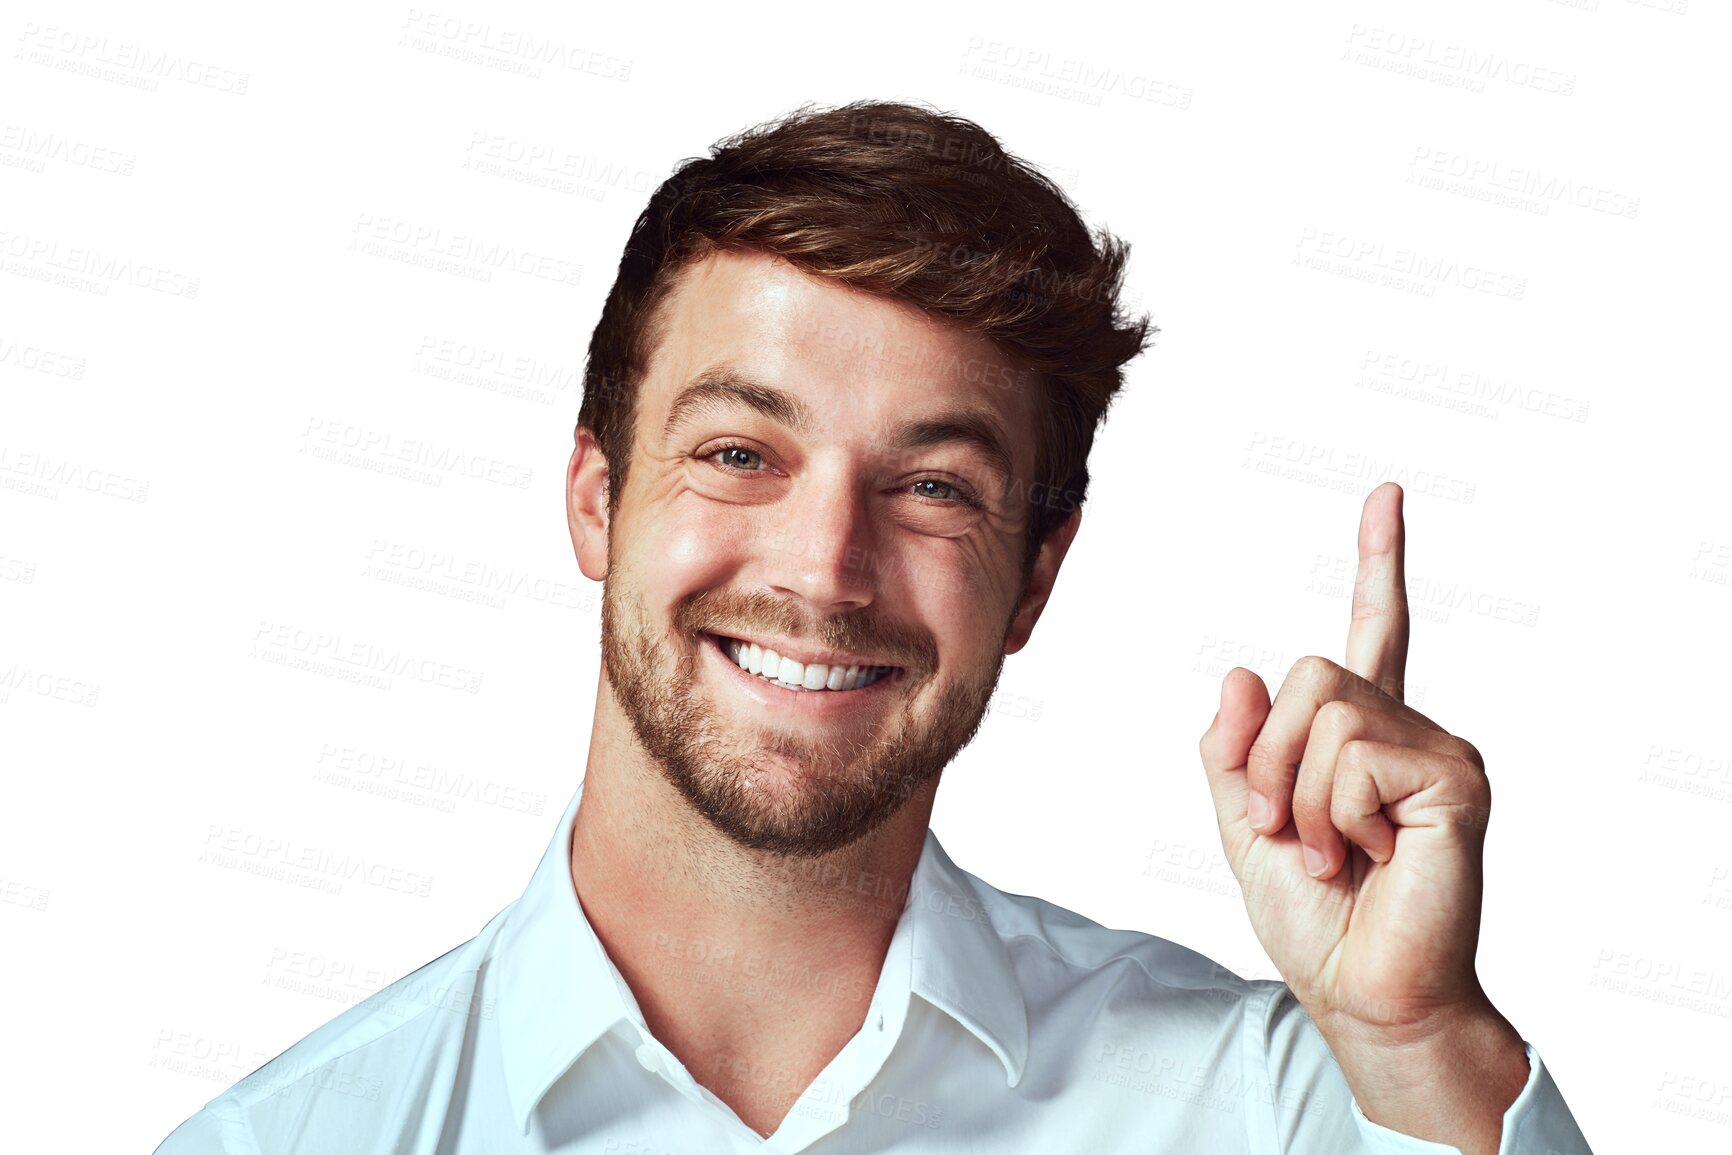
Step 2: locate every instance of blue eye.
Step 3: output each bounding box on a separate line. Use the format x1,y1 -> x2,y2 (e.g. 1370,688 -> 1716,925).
913,479 -> 956,501
715,446 -> 763,471
702,442 -> 983,510
910,478 -> 982,509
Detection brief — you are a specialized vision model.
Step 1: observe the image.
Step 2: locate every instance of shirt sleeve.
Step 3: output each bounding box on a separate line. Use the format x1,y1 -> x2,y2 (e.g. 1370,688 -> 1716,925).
1349,1041 -> 1594,1154
1258,981 -> 1594,1154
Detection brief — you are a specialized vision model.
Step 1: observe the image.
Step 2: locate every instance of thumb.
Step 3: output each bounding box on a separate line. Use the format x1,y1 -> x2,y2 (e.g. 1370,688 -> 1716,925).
1198,667 -> 1272,847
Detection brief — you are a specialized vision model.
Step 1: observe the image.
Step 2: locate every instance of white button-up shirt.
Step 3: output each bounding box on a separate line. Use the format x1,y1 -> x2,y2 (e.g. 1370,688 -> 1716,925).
157,779 -> 1591,1154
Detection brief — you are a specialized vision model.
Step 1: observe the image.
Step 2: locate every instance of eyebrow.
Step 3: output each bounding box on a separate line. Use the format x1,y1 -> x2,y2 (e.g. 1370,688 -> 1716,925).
663,367 -> 811,439
661,365 -> 1019,487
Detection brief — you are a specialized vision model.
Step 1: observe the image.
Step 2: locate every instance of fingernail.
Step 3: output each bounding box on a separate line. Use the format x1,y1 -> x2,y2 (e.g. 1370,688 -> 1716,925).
1248,790 -> 1271,831
1303,845 -> 1326,877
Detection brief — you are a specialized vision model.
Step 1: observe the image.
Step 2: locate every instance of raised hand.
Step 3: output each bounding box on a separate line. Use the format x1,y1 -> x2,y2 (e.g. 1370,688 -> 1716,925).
1197,482 -> 1500,1041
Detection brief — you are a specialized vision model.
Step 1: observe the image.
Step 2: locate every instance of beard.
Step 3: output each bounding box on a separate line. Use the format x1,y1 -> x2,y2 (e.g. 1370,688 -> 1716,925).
598,567 -> 1009,859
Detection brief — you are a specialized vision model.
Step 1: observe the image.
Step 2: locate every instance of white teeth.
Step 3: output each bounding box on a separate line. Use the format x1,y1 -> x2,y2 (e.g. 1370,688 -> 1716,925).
719,637 -> 893,692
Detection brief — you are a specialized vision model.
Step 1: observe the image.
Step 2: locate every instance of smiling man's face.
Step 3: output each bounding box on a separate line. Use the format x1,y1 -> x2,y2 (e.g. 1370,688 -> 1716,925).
571,248 -> 1076,858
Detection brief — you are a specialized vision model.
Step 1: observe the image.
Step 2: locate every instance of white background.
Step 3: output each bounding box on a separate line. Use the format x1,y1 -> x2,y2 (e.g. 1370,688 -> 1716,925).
3,1 -> 1728,1151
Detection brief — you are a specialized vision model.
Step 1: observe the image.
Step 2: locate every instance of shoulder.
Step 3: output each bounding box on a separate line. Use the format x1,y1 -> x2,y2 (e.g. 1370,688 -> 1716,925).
153,921 -> 503,1154
964,869 -> 1286,1024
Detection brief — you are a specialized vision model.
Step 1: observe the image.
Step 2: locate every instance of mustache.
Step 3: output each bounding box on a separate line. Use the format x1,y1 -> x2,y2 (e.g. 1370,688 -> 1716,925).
676,591 -> 936,673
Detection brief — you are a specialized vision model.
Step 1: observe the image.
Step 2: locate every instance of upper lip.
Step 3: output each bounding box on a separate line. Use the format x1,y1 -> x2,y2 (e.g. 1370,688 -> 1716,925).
706,631 -> 902,671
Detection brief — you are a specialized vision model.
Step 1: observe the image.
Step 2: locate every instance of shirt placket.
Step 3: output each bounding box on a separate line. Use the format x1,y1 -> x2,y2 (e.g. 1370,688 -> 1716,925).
758,903 -> 917,1154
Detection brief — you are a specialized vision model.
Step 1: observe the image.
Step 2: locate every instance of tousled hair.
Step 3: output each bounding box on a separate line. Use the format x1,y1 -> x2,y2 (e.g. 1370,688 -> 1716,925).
577,98 -> 1154,579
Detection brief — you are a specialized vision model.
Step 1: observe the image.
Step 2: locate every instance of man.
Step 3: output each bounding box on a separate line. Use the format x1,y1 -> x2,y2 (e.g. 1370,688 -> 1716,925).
157,100 -> 1591,1153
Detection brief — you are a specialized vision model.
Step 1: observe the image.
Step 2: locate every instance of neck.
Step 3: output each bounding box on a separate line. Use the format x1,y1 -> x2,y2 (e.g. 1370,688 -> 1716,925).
568,676 -> 936,1134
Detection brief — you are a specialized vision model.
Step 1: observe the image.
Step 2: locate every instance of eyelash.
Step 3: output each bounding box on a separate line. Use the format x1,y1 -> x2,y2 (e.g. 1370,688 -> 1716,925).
701,442 -> 984,510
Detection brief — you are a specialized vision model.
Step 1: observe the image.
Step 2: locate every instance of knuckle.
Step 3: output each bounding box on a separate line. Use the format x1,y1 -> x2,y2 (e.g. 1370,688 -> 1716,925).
1245,738 -> 1283,779
1289,787 -> 1323,828
1337,738 -> 1373,775
1290,654 -> 1336,687
1458,755 -> 1492,805
1314,698 -> 1362,736
1329,786 -> 1362,827
1198,730 -> 1218,762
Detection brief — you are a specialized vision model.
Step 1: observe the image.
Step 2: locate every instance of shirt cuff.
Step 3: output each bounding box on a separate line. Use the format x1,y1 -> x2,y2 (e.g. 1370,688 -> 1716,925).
1346,1041 -> 1591,1155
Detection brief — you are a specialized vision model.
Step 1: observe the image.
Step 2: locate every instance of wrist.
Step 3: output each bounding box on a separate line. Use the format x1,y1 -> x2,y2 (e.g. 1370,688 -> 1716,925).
1316,1000 -> 1530,1154
1317,989 -> 1508,1055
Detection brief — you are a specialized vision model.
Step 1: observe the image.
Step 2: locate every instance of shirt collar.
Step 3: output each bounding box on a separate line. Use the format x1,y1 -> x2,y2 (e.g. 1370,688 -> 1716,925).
906,826 -> 1030,1088
493,779 -> 1030,1132
495,778 -> 633,1133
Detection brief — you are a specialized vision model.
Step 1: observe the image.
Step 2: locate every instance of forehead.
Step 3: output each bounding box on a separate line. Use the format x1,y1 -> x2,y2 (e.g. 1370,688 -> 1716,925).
640,249 -> 1037,468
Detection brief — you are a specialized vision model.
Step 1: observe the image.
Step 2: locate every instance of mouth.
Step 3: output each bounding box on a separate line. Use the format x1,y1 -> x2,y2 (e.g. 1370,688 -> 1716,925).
703,632 -> 904,694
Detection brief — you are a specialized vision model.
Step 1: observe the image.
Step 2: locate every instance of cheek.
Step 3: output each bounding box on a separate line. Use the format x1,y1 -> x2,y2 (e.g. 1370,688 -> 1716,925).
639,502 -> 760,590
911,535 -> 1017,617
903,561 -> 1007,661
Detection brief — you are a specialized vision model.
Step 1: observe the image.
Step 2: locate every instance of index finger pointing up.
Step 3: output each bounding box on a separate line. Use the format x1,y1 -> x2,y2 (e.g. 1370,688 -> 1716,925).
1345,482 -> 1410,702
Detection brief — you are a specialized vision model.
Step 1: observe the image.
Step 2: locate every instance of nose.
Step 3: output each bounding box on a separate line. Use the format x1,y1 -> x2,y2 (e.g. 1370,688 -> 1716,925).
762,464 -> 879,613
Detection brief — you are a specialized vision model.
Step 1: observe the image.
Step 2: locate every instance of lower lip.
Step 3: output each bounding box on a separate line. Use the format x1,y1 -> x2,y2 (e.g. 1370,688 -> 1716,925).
701,633 -> 905,717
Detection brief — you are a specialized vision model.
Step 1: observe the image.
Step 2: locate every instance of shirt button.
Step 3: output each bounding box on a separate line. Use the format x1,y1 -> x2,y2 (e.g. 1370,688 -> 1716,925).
635,1042 -> 661,1072
876,1013 -> 884,1031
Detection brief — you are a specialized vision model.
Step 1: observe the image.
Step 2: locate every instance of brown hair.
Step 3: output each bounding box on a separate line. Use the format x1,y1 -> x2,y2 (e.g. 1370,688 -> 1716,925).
577,98 -> 1154,579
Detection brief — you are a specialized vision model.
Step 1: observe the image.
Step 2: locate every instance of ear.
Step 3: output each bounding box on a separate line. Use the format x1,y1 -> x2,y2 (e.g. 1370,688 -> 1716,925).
1002,507 -> 1081,656
566,425 -> 610,582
